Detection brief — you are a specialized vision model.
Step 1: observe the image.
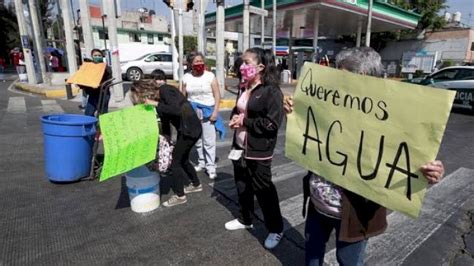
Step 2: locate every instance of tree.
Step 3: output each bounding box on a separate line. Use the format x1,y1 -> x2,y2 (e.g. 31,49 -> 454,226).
370,0 -> 447,51
175,35 -> 198,55
0,4 -> 20,63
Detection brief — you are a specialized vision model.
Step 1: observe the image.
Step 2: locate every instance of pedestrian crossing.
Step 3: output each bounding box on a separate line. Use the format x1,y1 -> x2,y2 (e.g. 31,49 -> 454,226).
211,123 -> 473,264
4,96 -> 64,114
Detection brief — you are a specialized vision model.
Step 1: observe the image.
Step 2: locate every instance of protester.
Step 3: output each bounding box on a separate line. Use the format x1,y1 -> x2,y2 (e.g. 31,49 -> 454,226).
182,52 -> 223,179
225,48 -> 285,250
80,49 -> 112,116
10,48 -> 25,75
130,71 -> 203,207
0,56 -> 6,73
283,47 -> 445,265
47,53 -> 60,72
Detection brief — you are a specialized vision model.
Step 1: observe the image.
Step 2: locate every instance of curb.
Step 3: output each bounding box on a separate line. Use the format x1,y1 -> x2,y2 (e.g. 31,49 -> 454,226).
14,82 -> 80,98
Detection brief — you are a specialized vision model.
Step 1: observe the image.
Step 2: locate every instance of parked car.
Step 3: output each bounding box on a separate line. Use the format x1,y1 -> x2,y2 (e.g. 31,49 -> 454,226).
120,52 -> 175,81
418,66 -> 474,111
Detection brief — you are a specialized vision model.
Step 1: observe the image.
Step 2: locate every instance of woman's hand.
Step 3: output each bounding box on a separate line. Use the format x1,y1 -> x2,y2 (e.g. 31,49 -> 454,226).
229,114 -> 242,129
210,111 -> 218,122
144,98 -> 158,107
284,96 -> 294,114
420,160 -> 445,184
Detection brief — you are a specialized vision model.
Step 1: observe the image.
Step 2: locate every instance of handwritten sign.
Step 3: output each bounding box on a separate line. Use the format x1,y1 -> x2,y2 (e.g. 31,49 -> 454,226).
67,62 -> 106,88
285,63 -> 455,217
99,104 -> 159,182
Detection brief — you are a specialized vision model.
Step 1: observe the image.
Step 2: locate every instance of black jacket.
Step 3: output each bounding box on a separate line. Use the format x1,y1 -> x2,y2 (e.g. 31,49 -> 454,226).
156,84 -> 202,139
231,84 -> 284,158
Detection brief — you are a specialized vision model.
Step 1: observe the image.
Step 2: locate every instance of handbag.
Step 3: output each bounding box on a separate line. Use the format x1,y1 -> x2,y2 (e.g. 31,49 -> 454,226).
157,135 -> 174,173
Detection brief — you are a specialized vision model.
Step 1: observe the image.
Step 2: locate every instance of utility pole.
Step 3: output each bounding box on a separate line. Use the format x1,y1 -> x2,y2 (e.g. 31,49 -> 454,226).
365,0 -> 373,47
106,0 -> 124,100
261,0 -> 264,47
59,0 -> 78,74
171,8 -> 178,80
79,0 -> 95,58
272,0 -> 276,55
243,0 -> 250,52
216,0 -> 225,96
14,0 -> 38,84
28,0 -> 48,83
197,0 -> 208,54
176,1 -> 184,92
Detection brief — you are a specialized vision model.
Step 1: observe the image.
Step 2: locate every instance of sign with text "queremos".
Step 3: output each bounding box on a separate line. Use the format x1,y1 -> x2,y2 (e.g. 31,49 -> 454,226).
285,63 -> 455,218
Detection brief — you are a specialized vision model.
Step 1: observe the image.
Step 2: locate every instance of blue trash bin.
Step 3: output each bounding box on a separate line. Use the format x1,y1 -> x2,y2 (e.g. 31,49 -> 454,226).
40,114 -> 98,182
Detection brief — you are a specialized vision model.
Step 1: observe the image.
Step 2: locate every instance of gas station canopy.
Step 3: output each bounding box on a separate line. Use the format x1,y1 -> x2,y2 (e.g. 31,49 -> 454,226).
206,0 -> 421,38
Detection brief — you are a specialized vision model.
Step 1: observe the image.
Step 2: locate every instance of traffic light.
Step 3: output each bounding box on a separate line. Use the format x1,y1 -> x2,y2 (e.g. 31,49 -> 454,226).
163,0 -> 174,8
186,0 -> 194,12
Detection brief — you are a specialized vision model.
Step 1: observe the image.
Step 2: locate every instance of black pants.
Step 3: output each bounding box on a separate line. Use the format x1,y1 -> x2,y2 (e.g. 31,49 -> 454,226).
233,158 -> 284,233
170,133 -> 201,197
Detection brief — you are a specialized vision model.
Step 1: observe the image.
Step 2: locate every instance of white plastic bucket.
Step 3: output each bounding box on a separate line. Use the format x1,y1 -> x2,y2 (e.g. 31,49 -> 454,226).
126,166 -> 160,212
130,193 -> 160,213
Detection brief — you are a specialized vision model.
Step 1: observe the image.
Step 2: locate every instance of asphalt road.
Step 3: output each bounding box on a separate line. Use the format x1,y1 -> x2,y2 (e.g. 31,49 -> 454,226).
0,79 -> 473,265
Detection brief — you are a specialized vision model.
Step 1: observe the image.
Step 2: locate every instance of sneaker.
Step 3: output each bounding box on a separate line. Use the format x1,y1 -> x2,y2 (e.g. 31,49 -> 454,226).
194,165 -> 204,172
184,184 -> 203,194
264,232 -> 283,249
162,195 -> 187,207
225,219 -> 253,231
209,172 -> 217,179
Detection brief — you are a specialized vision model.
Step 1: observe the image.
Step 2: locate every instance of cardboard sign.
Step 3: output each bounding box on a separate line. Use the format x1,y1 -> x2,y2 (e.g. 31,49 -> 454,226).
286,63 -> 455,217
67,62 -> 106,88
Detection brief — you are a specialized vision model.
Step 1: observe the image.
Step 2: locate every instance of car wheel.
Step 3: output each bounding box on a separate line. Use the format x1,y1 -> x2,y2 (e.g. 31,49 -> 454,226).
127,67 -> 143,81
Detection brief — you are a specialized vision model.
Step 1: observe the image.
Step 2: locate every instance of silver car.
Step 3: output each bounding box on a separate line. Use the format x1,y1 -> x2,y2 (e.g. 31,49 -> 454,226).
120,52 -> 173,81
420,66 -> 474,111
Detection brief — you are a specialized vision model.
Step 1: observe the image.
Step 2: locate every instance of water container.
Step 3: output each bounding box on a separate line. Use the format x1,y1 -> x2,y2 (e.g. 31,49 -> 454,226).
40,114 -> 97,182
126,166 -> 160,212
281,70 -> 292,84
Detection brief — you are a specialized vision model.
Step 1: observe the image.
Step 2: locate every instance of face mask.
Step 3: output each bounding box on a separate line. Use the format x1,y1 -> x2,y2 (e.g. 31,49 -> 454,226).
240,63 -> 259,83
92,56 -> 104,63
192,63 -> 205,75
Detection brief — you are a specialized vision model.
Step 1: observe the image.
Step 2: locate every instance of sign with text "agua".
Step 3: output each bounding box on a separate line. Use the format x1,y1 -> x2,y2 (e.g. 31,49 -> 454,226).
285,63 -> 455,218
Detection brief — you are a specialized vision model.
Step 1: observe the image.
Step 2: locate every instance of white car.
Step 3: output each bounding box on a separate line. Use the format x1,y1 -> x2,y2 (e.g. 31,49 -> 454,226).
419,66 -> 474,111
120,52 -> 174,81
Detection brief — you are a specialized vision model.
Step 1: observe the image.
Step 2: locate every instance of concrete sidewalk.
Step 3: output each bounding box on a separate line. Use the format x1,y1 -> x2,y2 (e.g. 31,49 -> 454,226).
12,77 -> 298,110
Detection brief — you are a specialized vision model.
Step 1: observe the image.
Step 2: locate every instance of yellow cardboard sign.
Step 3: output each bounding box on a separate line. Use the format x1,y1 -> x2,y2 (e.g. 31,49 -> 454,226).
285,63 -> 455,218
66,62 -> 106,88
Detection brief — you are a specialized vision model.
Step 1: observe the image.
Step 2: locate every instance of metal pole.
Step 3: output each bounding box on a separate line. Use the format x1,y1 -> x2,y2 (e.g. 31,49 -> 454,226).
365,0 -> 373,47
197,0 -> 208,54
28,0 -> 48,83
312,9 -> 320,62
178,8 -> 184,92
101,16 -> 107,49
171,8 -> 178,80
356,17 -> 362,47
243,0 -> 250,52
216,0 -> 225,96
59,0 -> 78,74
272,0 -> 276,55
79,0 -> 95,57
107,0 -> 124,100
261,0 -> 265,47
14,0 -> 38,84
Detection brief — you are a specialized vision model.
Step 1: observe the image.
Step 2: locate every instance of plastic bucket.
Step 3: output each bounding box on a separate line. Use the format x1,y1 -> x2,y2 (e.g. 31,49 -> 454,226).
126,166 -> 160,212
40,114 -> 97,182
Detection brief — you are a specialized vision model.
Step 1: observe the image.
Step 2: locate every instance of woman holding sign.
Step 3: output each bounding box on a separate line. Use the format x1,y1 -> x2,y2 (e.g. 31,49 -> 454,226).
285,47 -> 445,266
226,48 -> 285,250
130,71 -> 202,207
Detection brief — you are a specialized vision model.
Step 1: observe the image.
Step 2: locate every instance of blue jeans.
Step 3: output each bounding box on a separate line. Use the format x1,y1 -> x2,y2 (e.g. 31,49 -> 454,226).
85,93 -> 110,116
305,206 -> 367,266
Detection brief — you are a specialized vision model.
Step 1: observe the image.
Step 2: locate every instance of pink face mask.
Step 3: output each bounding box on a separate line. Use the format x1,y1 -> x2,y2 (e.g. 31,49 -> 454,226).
240,63 -> 259,83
